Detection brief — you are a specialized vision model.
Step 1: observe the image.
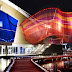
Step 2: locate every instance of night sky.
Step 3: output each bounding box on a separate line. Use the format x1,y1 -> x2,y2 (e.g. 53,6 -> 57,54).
9,0 -> 72,15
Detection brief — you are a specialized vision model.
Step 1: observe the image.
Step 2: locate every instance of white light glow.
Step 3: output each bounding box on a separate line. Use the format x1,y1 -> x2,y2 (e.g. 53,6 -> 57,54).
41,48 -> 45,52
0,21 -> 3,27
58,22 -> 61,31
48,63 -> 52,67
49,44 -> 51,46
44,25 -> 51,29
46,46 -> 49,48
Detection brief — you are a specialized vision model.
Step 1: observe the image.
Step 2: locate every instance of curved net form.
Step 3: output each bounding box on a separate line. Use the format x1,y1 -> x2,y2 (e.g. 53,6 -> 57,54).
20,8 -> 72,44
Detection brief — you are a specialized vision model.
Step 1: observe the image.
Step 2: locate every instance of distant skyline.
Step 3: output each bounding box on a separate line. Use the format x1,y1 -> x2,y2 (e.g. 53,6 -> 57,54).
9,0 -> 72,15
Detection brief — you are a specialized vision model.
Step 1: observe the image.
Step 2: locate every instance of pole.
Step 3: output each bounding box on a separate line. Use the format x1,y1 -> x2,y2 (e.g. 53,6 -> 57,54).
6,45 -> 7,56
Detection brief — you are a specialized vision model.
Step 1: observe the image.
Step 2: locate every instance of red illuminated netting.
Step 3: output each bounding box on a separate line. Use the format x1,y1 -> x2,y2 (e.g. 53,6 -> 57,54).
20,7 -> 72,44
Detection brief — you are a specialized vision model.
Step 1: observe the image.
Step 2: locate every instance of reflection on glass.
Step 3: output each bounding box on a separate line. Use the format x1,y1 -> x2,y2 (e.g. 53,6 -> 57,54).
0,58 -> 10,71
42,58 -> 72,72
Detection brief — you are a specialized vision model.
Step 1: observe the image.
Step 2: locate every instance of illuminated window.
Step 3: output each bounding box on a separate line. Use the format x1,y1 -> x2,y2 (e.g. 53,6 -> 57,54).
0,21 -> 3,27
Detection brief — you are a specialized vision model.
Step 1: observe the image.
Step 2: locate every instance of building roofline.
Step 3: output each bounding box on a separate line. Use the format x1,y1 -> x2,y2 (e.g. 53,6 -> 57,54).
1,0 -> 31,18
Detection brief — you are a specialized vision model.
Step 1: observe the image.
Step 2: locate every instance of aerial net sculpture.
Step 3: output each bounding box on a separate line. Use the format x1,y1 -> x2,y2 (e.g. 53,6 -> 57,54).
0,10 -> 18,42
20,8 -> 72,44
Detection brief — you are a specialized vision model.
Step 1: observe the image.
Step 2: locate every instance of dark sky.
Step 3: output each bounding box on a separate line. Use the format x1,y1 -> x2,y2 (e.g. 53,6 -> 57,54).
9,0 -> 72,15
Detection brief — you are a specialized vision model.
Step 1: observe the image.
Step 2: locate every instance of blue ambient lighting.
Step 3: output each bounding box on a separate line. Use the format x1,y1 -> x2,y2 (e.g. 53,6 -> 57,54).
0,10 -> 18,42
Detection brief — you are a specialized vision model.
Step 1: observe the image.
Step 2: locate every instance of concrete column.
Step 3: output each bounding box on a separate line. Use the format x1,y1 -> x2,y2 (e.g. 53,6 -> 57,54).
18,47 -> 20,54
12,47 -> 14,54
5,45 -> 7,56
1,46 -> 3,55
15,47 -> 16,54
7,47 -> 9,54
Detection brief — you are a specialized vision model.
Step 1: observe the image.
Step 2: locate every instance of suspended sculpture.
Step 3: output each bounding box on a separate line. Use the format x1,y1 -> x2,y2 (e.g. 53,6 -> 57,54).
20,8 -> 72,44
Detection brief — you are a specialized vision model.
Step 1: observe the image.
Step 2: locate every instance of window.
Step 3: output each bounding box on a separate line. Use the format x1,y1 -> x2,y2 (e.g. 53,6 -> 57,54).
16,47 -> 18,54
20,47 -> 23,54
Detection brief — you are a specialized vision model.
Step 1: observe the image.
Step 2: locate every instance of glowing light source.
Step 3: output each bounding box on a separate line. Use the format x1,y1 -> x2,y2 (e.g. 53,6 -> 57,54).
58,21 -> 61,31
0,21 -> 3,27
44,25 -> 51,29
